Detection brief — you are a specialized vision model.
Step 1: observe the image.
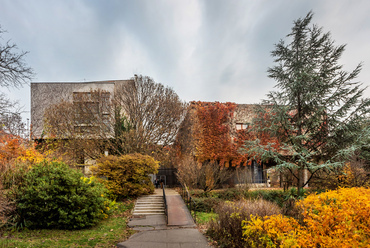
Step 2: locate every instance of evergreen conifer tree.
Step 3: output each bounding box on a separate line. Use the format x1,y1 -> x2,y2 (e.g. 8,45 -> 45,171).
244,11 -> 370,191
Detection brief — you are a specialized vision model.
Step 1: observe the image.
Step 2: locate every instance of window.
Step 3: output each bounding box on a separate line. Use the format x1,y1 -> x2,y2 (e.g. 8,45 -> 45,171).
236,123 -> 249,130
72,91 -> 111,135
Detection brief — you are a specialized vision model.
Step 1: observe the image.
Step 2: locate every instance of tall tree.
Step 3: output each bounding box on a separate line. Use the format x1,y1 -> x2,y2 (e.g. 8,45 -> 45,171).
0,26 -> 33,88
0,25 -> 33,137
114,75 -> 187,157
43,76 -> 187,166
244,12 -> 370,191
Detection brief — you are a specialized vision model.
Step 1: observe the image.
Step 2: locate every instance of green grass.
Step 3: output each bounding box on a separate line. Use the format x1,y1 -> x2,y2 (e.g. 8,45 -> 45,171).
0,201 -> 135,248
195,212 -> 218,225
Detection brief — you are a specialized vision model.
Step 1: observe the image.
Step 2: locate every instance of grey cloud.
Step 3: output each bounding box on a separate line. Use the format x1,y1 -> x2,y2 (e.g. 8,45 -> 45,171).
1,0 -> 370,121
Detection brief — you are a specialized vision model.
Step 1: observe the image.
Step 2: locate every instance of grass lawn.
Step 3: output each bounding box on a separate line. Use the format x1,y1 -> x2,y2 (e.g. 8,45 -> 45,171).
195,212 -> 218,225
0,201 -> 135,248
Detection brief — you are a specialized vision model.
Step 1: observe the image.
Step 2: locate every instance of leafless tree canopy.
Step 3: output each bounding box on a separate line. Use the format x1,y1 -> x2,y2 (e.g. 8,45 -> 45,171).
42,76 -> 187,165
43,89 -> 114,163
0,26 -> 33,88
44,90 -> 113,139
0,92 -> 24,136
114,75 -> 187,153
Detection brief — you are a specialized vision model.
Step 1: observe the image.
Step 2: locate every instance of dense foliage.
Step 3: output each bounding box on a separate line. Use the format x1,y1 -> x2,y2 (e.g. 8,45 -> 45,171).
244,11 -> 370,191
243,187 -> 370,247
93,153 -> 159,199
194,101 -> 240,166
14,161 -> 112,229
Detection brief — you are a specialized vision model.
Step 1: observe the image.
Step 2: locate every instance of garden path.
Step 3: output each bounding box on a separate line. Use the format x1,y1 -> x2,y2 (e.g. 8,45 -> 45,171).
117,188 -> 211,248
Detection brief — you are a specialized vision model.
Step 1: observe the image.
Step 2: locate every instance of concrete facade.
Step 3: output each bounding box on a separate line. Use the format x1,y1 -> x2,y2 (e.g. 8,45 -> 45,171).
31,80 -> 132,139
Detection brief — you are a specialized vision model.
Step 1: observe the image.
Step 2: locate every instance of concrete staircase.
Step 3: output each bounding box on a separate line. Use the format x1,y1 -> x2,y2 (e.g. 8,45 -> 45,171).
132,195 -> 165,216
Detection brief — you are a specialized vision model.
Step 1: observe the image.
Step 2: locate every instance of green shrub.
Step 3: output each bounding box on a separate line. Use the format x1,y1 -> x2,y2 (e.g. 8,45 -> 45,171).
16,161 -> 111,229
207,199 -> 281,248
192,197 -> 222,213
244,189 -> 308,208
215,188 -> 246,200
93,154 -> 159,199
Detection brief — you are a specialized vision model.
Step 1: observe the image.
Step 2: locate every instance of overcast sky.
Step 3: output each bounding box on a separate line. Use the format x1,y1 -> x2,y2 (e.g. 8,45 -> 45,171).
1,0 -> 370,123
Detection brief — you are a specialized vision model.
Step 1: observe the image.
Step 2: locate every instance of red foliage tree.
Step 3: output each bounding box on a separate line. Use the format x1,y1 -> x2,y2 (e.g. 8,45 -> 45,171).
192,102 -> 282,167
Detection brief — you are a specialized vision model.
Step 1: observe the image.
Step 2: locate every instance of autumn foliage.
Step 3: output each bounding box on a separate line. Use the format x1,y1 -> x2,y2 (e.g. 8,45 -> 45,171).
188,101 -> 281,167
194,101 -> 238,166
242,187 -> 370,248
92,153 -> 159,199
0,132 -> 44,169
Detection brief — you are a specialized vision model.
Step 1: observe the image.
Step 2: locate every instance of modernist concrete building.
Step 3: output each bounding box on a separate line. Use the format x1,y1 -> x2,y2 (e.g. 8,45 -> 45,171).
31,80 -> 132,139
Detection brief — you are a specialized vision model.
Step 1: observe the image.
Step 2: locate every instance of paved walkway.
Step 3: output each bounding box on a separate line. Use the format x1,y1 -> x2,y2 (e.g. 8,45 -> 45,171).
117,188 -> 211,248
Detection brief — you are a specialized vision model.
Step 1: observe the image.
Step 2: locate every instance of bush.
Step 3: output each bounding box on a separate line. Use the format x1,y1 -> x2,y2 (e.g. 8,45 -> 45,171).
243,214 -> 301,248
207,199 -> 281,248
0,163 -> 30,228
242,187 -> 370,248
93,154 -> 159,199
15,161 -> 111,229
0,184 -> 15,228
192,197 -> 222,213
215,188 -> 246,200
245,189 -> 287,207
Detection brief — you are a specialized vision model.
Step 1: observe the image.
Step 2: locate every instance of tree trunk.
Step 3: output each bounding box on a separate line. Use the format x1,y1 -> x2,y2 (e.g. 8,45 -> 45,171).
297,167 -> 304,193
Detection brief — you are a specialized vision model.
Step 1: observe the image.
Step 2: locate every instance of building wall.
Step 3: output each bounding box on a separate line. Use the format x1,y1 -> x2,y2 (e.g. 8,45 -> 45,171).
31,80 -> 131,139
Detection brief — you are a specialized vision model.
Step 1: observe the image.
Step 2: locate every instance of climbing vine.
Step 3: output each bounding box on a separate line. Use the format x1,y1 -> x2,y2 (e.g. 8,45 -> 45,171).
194,101 -> 236,166
189,102 -> 281,167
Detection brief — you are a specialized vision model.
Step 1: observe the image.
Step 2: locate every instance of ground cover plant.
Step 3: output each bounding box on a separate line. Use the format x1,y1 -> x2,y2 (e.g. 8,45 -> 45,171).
0,201 -> 134,247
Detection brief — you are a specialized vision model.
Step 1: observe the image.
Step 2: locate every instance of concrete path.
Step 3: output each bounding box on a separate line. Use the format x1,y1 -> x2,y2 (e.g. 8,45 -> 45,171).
117,188 -> 211,248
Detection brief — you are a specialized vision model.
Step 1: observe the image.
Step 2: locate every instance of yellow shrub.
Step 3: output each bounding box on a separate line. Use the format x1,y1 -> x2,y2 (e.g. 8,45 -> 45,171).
92,153 -> 159,199
297,187 -> 370,247
242,187 -> 370,248
243,215 -> 301,248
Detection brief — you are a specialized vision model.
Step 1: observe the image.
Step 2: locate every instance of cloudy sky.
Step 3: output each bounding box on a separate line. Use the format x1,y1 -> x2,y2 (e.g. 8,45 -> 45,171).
1,0 -> 370,123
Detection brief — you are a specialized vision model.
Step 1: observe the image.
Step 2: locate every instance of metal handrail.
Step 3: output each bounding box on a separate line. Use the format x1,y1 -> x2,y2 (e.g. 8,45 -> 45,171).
180,183 -> 197,223
162,186 -> 168,224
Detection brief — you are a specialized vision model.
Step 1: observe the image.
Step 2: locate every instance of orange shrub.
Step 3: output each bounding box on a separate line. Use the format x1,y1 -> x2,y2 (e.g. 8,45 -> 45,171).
297,187 -> 370,247
242,187 -> 370,248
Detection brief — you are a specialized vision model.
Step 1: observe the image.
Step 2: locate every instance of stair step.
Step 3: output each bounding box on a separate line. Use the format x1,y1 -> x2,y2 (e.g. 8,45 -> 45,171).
133,210 -> 165,214
132,194 -> 166,216
135,206 -> 164,209
133,212 -> 165,215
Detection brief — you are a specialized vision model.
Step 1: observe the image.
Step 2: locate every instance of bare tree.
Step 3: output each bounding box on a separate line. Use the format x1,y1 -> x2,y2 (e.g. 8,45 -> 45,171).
114,75 -> 187,155
0,25 -> 33,138
0,26 -> 33,88
43,89 -> 114,164
177,158 -> 232,192
0,92 -> 24,137
42,76 -> 187,167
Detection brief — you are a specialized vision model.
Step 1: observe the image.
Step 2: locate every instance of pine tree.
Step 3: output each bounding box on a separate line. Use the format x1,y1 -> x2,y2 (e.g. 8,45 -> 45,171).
244,11 -> 370,191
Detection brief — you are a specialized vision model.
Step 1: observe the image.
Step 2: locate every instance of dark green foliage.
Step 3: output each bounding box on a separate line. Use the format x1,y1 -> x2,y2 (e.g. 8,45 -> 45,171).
191,188 -> 246,200
215,188 -> 245,200
243,11 -> 370,191
245,190 -> 286,207
16,161 -> 109,229
192,198 -> 222,213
